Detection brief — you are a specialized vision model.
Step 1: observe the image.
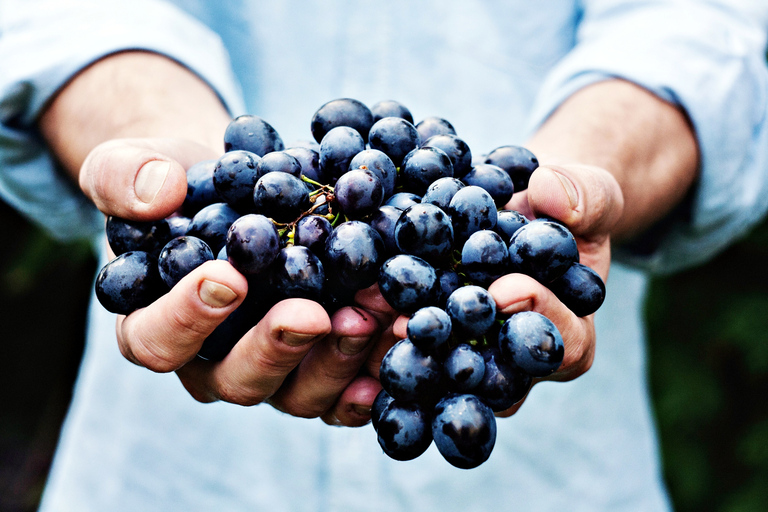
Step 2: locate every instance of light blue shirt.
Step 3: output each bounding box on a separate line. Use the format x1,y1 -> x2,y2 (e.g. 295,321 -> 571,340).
2,1 -> 768,510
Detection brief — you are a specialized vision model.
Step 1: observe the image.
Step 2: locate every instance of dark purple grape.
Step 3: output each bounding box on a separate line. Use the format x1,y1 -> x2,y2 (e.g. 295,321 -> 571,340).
95,251 -> 165,315
421,177 -> 465,212
324,221 -> 385,291
157,236 -> 214,288
400,147 -> 454,195
507,220 -> 579,284
380,338 -> 443,404
371,388 -> 395,432
284,147 -> 327,184
288,139 -> 321,152
384,192 -> 421,211
547,262 -> 606,317
226,214 -> 281,275
224,115 -> 284,156
435,269 -> 461,308
475,347 -> 531,411
186,202 -> 240,255
378,254 -> 439,314
422,134 -> 472,179
432,393 -> 496,469
447,185 -> 498,243
212,150 -> 261,213
494,210 -> 529,243
377,400 -> 433,461
407,306 -> 452,353
484,145 -> 538,192
460,230 -> 510,288
166,216 -> 191,238
370,100 -> 413,124
183,159 -> 220,217
311,98 -> 374,144
348,149 -> 397,199
394,203 -> 454,265
415,116 -> 456,143
445,285 -> 496,339
271,245 -> 325,301
294,215 -> 333,257
462,163 -> 514,207
253,171 -> 311,223
319,126 -> 366,183
255,151 -> 302,179
443,344 -> 485,392
106,216 -> 172,257
334,168 -> 383,219
498,311 -> 564,377
368,117 -> 420,167
368,205 -> 402,255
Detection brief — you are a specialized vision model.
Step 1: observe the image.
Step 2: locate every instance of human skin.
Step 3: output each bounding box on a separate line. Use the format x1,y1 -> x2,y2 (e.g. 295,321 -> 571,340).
39,51 -> 697,424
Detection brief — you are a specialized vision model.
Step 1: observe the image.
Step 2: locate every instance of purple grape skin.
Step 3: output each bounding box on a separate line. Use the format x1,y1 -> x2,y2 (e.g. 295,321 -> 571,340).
371,388 -> 396,432
166,216 -> 191,238
379,338 -> 443,405
271,245 -> 325,301
377,400 -> 433,461
284,146 -> 328,184
422,134 -> 473,179
255,151 -> 302,179
394,203 -> 454,265
294,215 -> 333,257
225,214 -> 281,276
484,145 -> 539,192
507,220 -> 579,284
445,285 -> 497,339
547,262 -> 606,317
444,344 -> 486,392
348,148 -> 397,199
421,177 -> 465,211
384,192 -> 421,211
369,205 -> 402,256
319,126 -> 366,183
106,216 -> 173,257
432,393 -> 497,469
406,306 -> 453,353
212,150 -> 262,213
495,210 -> 529,243
253,171 -> 311,223
324,221 -> 385,291
461,163 -> 515,207
334,168 -> 384,219
475,347 -> 532,411
435,269 -> 461,308
157,236 -> 214,288
95,251 -> 165,315
183,159 -> 220,217
186,202 -> 240,255
415,116 -> 456,143
401,147 -> 455,196
498,311 -> 565,377
311,98 -> 374,144
224,114 -> 284,156
370,99 -> 413,124
460,230 -> 510,288
378,254 -> 440,315
368,117 -> 421,167
447,185 -> 498,244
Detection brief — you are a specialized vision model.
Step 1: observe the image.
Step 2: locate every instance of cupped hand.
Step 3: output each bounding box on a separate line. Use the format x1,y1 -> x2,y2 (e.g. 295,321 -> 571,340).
83,138 -> 384,425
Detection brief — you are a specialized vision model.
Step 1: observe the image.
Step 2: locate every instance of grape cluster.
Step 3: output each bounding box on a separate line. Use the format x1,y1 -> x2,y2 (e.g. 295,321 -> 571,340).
94,98 -> 606,467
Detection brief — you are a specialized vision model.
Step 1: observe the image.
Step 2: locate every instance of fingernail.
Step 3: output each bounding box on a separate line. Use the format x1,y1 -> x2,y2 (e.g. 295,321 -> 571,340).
499,298 -> 533,315
352,404 -> 371,416
199,280 -> 237,308
282,331 -> 318,347
551,169 -> 578,209
338,336 -> 370,356
135,160 -> 171,203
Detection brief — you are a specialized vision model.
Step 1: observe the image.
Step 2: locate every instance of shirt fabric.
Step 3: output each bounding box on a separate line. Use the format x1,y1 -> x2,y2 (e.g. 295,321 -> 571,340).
1,1 -> 768,511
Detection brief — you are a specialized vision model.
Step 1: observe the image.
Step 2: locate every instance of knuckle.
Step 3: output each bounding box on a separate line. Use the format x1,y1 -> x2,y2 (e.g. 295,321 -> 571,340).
215,380 -> 266,407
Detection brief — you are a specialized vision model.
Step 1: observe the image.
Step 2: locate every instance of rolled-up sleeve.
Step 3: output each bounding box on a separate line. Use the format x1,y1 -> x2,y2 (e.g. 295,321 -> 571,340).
526,0 -> 768,274
0,0 -> 245,241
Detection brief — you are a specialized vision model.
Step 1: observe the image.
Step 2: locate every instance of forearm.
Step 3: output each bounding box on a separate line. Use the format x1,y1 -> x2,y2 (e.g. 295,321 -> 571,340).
526,79 -> 699,240
39,51 -> 231,179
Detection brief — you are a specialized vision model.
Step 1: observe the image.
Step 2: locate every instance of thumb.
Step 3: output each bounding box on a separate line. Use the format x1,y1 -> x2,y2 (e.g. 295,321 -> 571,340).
526,164 -> 624,241
79,138 -> 219,221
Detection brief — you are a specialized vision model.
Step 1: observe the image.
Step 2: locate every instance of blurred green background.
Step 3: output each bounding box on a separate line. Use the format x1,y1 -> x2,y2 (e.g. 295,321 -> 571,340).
1,196 -> 767,511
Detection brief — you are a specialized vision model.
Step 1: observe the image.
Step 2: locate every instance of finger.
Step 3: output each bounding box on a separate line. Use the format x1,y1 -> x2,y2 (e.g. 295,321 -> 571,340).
117,259 -> 247,373
489,273 -> 595,382
80,138 -> 219,221
267,306 -> 379,418
354,283 -> 398,325
321,375 -> 383,427
175,299 -> 332,406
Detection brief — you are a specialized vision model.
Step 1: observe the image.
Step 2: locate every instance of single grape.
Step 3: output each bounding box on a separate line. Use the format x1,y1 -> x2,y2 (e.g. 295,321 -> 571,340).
212,150 -> 261,213
435,269 -> 461,308
443,344 -> 486,392
421,177 -> 465,211
507,220 -> 579,284
271,245 -> 325,301
547,262 -> 606,317
394,203 -> 454,265
311,98 -> 374,144
461,163 -> 514,207
294,215 -> 333,257
384,192 -> 421,211
368,205 -> 403,255
415,116 -> 456,143
226,214 -> 281,275
253,171 -> 311,223
380,338 -> 443,405
106,216 -> 172,257
400,147 -> 454,195
378,254 -> 439,314
494,210 -> 529,243
186,202 -> 240,255
370,99 -> 413,124
422,134 -> 472,179
255,151 -> 302,179
368,117 -> 421,167
183,159 -> 220,217
324,221 -> 385,291
319,126 -> 366,183
157,236 -> 214,288
371,388 -> 396,432
498,311 -> 564,377
283,146 -> 328,184
224,114 -> 284,156
377,400 -> 433,461
166,216 -> 191,238
348,149 -> 397,199
447,185 -> 498,243
460,230 -> 510,288
334,168 -> 383,219
445,285 -> 497,339
432,393 -> 497,469
407,306 -> 452,353
475,347 -> 532,411
95,251 -> 165,315
484,145 -> 538,192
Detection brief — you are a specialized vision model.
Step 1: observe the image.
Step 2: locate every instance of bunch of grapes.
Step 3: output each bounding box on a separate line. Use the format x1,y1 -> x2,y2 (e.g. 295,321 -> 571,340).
94,98 -> 606,468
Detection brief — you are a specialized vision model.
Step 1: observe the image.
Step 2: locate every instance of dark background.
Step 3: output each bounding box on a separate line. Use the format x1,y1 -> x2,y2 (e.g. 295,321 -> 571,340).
2,186 -> 768,510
